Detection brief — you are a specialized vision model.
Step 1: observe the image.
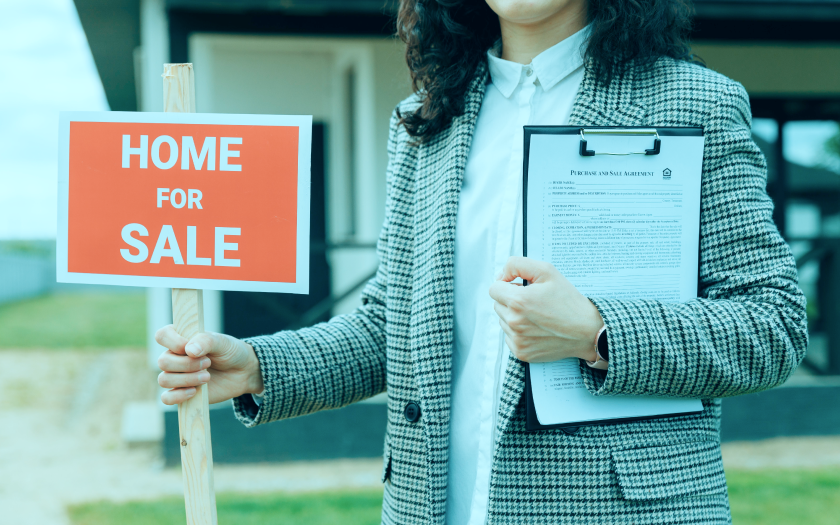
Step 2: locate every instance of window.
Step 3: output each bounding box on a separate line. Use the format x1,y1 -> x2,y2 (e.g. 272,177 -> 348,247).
753,117 -> 840,374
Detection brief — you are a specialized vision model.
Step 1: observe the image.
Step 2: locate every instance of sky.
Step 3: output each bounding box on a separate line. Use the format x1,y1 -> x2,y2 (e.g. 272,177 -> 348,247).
0,0 -> 108,239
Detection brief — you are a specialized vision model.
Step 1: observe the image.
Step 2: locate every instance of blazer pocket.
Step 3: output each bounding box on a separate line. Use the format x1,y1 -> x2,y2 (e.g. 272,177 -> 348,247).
612,440 -> 727,501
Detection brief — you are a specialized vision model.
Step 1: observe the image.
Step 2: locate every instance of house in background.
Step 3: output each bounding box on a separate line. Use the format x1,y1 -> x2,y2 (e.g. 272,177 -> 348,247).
72,0 -> 840,464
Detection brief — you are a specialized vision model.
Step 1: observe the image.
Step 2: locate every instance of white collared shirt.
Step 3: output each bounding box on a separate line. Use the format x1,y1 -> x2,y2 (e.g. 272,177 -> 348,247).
446,26 -> 589,525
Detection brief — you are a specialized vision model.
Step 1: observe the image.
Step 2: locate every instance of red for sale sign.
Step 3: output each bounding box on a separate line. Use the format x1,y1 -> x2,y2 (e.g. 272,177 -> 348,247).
58,112 -> 312,293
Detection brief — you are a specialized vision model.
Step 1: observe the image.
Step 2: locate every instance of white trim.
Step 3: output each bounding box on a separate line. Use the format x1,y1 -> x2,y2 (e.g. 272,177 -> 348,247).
139,0 -> 169,113
343,44 -> 378,242
57,272 -> 308,294
58,110 -> 311,127
56,111 -> 312,294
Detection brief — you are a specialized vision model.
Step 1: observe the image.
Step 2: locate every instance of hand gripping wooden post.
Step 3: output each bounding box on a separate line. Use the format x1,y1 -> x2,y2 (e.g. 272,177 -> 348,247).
163,63 -> 218,525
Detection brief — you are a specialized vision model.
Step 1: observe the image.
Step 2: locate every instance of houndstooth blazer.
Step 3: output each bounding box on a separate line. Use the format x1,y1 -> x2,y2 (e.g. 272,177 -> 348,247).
233,56 -> 808,524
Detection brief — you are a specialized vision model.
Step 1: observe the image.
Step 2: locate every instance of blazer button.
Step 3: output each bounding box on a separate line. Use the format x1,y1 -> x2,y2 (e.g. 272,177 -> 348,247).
404,402 -> 421,423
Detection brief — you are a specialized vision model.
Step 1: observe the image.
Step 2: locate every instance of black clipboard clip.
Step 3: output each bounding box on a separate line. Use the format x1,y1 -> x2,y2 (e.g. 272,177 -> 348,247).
579,128 -> 661,157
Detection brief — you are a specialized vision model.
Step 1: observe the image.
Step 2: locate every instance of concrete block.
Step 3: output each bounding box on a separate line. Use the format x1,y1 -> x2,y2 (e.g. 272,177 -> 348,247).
121,401 -> 164,445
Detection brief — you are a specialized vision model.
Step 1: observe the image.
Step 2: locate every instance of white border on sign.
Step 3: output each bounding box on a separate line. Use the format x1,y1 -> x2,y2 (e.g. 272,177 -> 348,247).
57,111 -> 312,294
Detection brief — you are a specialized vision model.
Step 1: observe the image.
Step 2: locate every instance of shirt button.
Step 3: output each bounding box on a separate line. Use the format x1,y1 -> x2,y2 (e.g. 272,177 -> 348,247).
404,402 -> 421,423
525,66 -> 533,77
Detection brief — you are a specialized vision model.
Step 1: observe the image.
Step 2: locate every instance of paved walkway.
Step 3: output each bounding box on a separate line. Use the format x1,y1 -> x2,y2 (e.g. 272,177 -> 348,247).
1,349 -> 838,524
0,349 -> 382,524
722,436 -> 840,470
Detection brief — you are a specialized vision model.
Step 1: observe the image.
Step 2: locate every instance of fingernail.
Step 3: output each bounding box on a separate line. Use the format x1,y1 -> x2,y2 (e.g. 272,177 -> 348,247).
198,371 -> 211,383
200,357 -> 211,369
185,387 -> 196,398
186,342 -> 203,356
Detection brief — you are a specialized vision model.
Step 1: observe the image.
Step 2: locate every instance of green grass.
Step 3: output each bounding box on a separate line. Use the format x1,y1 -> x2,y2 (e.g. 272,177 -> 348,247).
65,470 -> 840,525
728,469 -> 840,525
0,293 -> 146,349
68,489 -> 384,525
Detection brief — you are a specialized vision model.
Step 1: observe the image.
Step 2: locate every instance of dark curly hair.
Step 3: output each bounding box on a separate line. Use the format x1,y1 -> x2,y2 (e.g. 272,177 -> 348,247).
396,0 -> 697,141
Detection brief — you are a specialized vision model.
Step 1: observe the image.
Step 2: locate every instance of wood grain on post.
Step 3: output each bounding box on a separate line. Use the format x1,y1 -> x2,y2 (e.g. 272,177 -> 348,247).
163,63 -> 218,525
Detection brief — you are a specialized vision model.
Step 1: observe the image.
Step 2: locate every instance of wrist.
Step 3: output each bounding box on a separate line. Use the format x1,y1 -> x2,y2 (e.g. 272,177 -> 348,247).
575,300 -> 604,361
576,339 -> 598,362
243,343 -> 264,395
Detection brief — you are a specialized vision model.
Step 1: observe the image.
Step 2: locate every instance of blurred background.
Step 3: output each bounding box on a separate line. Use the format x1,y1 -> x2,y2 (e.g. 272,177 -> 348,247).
0,0 -> 838,524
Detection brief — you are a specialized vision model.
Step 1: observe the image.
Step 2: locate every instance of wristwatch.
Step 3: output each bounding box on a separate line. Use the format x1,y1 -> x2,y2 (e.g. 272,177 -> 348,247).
586,325 -> 609,370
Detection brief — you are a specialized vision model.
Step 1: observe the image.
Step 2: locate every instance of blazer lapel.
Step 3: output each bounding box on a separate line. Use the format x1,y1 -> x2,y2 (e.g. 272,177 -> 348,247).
570,57 -> 649,126
409,62 -> 488,423
494,57 -> 649,439
410,61 -> 488,524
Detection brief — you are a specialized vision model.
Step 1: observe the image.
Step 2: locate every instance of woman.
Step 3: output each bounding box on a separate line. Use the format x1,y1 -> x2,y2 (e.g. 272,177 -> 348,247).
156,0 -> 808,523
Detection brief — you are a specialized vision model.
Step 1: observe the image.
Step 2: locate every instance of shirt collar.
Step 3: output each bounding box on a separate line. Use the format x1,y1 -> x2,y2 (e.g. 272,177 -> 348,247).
487,24 -> 590,98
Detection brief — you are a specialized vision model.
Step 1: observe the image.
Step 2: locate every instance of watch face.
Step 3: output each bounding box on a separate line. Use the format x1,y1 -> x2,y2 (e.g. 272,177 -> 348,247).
597,328 -> 609,361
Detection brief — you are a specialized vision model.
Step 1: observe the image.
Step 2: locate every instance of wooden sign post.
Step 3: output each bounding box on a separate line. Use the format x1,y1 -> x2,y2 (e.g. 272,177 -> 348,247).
163,63 -> 217,525
57,62 -> 312,525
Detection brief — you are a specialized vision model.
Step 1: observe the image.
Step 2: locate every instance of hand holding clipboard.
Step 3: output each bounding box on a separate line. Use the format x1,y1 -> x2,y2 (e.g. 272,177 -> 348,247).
522,126 -> 705,430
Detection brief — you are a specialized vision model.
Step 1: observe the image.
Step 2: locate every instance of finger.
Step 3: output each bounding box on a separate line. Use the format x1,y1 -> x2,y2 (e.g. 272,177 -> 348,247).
493,300 -> 513,323
498,317 -> 516,340
498,256 -> 553,284
158,351 -> 211,373
161,387 -> 197,406
155,325 -> 189,355
158,370 -> 211,389
489,280 -> 521,308
185,332 -> 219,358
504,335 -> 520,358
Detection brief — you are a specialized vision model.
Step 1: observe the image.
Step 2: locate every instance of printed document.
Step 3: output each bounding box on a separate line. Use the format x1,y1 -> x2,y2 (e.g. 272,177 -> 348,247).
525,129 -> 705,426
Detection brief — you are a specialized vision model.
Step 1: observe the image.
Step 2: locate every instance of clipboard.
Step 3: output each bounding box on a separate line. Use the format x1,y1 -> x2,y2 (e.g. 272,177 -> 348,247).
521,126 -> 705,432
523,360 -> 705,432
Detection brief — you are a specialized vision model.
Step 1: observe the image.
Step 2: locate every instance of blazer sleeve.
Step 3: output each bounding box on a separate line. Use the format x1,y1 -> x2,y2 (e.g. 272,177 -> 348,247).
580,82 -> 808,399
231,111 -> 401,427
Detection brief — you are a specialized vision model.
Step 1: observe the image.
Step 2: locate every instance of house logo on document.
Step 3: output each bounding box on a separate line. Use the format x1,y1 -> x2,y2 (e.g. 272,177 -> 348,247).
663,168 -> 672,180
